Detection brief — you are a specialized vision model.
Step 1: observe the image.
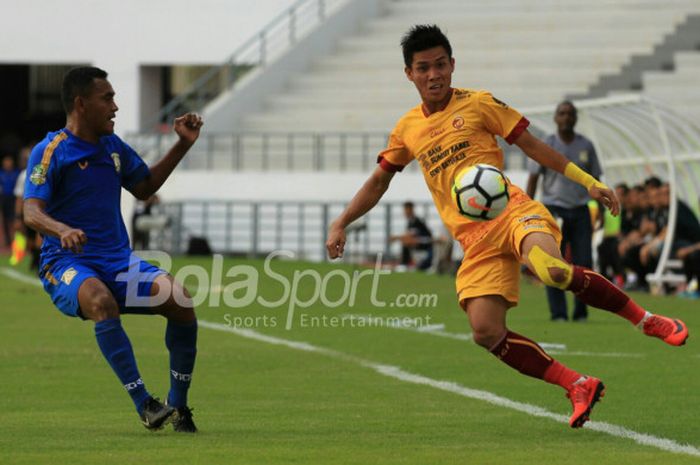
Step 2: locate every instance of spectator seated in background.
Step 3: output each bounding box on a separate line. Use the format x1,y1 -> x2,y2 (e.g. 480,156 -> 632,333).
623,180 -> 700,292
621,177 -> 662,290
676,242 -> 700,298
389,201 -> 434,271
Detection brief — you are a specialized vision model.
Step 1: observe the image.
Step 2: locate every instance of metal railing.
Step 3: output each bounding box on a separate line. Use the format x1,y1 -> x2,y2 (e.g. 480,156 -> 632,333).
127,131 -> 394,171
126,130 -> 533,172
151,200 -> 450,263
146,0 -> 346,131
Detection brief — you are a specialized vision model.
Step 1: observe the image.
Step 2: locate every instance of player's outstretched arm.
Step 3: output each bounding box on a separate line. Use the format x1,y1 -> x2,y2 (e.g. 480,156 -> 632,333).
130,113 -> 204,200
514,129 -> 619,215
326,166 -> 395,259
24,198 -> 87,253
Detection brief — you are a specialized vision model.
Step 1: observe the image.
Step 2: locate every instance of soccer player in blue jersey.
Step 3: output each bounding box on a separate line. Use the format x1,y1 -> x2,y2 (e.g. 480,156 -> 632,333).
23,67 -> 201,432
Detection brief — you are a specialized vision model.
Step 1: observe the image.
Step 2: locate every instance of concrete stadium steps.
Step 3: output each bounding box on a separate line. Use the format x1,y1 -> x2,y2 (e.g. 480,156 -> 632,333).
383,0 -> 700,15
643,51 -> 700,124
235,0 -> 698,135
172,0 -> 700,169
340,31 -> 675,51
312,49 -> 649,70
289,68 -> 615,88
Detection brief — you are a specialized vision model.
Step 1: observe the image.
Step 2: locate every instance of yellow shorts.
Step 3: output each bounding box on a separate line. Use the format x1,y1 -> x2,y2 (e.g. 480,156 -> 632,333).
456,192 -> 561,306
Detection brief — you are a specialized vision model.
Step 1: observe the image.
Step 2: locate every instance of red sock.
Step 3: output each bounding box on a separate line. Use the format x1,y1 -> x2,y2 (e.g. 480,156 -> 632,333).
567,266 -> 646,325
490,330 -> 554,380
543,360 -> 583,389
617,300 -> 647,325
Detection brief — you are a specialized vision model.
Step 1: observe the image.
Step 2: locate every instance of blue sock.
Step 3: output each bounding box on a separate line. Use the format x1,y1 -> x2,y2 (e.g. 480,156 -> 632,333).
95,318 -> 150,413
165,319 -> 198,408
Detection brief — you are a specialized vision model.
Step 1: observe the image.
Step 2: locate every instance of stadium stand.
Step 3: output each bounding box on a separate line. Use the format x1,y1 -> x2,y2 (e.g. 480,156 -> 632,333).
643,51 -> 700,125
236,0 -> 700,133
130,0 -> 700,172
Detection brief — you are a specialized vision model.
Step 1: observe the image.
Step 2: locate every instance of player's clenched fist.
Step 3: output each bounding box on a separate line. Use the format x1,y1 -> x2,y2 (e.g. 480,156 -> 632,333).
326,224 -> 346,259
60,228 -> 87,253
174,112 -> 204,145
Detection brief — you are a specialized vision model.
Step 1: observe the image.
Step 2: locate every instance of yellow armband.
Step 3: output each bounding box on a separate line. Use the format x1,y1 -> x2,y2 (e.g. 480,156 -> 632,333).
563,162 -> 606,190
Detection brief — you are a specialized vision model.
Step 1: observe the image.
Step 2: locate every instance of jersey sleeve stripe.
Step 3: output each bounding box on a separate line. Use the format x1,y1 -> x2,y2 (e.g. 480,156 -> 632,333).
377,156 -> 405,173
505,116 -> 530,145
41,132 -> 68,168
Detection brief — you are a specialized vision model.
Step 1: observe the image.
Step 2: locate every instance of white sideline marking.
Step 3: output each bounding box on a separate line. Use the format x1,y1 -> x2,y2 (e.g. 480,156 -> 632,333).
198,320 -> 700,458
346,313 -> 647,358
1,268 -> 696,457
1,267 -> 42,287
344,313 -> 473,341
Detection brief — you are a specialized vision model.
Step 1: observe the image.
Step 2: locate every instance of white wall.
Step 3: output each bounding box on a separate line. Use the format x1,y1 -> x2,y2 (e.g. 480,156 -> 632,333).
0,0 -> 295,132
151,169 -> 530,203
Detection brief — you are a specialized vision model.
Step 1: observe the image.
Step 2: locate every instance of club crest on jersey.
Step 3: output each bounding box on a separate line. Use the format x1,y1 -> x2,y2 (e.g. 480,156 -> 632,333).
30,165 -> 47,185
111,153 -> 121,173
61,267 -> 78,285
452,116 -> 465,130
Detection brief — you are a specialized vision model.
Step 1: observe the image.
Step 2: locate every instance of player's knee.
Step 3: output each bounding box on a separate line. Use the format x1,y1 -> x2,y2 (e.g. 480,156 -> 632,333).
472,326 -> 504,349
167,286 -> 196,323
547,267 -> 570,288
83,292 -> 119,321
527,245 -> 572,289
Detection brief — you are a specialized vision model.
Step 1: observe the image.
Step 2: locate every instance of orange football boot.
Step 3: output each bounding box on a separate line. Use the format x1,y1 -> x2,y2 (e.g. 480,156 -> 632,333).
567,376 -> 605,428
642,314 -> 689,346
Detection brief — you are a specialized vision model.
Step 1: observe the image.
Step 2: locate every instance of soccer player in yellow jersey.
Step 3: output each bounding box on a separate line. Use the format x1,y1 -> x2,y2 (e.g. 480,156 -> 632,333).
326,25 -> 689,428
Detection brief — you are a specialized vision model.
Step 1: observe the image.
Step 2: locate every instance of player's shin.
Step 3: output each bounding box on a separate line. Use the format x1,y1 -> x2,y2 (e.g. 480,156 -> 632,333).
489,330 -> 583,389
566,266 -> 646,325
165,319 -> 198,408
94,318 -> 151,412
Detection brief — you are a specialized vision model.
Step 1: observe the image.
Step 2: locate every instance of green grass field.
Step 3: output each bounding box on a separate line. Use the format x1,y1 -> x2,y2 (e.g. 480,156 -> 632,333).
1,256 -> 699,464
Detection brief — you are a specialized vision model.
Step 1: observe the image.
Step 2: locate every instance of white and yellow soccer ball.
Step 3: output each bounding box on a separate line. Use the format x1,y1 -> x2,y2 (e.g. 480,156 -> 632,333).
452,164 -> 510,221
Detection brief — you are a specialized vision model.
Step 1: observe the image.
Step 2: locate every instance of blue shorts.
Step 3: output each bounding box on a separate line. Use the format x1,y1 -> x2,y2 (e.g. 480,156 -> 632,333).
39,252 -> 166,318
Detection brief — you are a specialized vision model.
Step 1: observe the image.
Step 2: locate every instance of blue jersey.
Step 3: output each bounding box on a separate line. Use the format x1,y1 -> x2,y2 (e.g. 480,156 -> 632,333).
24,129 -> 150,262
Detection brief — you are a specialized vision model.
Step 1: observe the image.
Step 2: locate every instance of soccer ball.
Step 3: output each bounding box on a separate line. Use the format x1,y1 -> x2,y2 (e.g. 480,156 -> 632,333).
452,164 -> 510,221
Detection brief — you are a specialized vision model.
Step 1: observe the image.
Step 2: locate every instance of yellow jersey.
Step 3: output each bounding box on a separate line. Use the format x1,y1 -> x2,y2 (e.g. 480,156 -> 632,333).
378,88 -> 530,244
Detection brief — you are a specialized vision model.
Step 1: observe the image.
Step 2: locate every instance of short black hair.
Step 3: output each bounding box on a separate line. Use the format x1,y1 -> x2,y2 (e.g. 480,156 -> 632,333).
556,100 -> 577,116
401,24 -> 452,68
61,66 -> 108,114
614,183 -> 629,195
644,176 -> 663,188
403,201 -> 415,209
